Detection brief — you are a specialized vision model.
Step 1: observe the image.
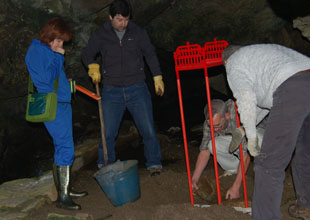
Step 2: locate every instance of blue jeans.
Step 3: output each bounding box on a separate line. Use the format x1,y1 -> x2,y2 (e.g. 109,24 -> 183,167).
97,81 -> 162,169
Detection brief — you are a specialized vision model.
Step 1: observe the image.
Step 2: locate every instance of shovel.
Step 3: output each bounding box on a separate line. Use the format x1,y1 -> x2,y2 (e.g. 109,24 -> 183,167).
75,83 -> 108,166
95,83 -> 108,166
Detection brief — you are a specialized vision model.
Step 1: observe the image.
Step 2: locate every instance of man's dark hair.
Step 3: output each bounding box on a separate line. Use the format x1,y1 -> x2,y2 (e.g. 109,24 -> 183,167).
109,0 -> 132,18
204,99 -> 228,120
222,45 -> 242,63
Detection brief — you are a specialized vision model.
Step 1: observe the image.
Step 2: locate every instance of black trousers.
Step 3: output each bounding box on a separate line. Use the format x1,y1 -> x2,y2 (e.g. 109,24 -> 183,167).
252,71 -> 310,220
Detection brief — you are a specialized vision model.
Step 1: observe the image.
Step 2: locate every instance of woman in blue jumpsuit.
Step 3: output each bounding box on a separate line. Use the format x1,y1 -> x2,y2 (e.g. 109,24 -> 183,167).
25,17 -> 87,210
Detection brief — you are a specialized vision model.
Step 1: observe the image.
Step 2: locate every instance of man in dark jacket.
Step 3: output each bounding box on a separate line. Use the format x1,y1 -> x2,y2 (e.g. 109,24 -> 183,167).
81,0 -> 164,176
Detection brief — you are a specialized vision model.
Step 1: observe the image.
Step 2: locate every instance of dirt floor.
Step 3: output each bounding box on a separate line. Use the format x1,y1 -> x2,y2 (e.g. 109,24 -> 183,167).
25,131 -> 298,220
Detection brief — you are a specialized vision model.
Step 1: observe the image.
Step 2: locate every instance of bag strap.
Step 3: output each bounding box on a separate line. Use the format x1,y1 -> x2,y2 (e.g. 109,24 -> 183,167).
28,75 -> 60,94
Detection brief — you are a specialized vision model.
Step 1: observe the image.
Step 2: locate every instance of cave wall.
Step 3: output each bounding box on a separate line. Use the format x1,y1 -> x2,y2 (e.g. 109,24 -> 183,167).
0,0 -> 309,183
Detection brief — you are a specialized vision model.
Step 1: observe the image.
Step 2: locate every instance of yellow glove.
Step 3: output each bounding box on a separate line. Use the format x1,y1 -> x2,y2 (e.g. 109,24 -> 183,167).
153,75 -> 164,96
88,64 -> 101,84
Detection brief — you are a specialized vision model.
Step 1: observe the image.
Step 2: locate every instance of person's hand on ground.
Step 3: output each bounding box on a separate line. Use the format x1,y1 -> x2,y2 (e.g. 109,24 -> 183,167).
225,186 -> 240,200
192,178 -> 199,191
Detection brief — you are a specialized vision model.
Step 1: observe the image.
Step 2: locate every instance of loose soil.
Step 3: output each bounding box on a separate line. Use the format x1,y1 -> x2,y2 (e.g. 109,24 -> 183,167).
25,131 -> 298,220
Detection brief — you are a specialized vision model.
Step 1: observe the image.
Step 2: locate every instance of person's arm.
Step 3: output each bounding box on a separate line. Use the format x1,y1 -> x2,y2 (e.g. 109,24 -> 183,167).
81,29 -> 103,83
81,29 -> 102,67
235,89 -> 258,139
200,121 -> 212,149
139,29 -> 164,96
192,150 -> 211,190
191,121 -> 212,190
227,68 -> 261,156
225,153 -> 250,199
25,44 -> 63,92
226,67 -> 257,138
139,29 -> 162,76
236,90 -> 262,156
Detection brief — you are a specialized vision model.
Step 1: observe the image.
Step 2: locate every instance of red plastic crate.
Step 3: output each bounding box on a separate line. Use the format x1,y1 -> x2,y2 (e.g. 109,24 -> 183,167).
173,42 -> 206,71
204,38 -> 229,67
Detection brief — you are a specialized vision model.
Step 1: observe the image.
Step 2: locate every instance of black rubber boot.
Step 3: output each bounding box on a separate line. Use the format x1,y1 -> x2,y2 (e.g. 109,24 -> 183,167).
54,165 -> 81,210
52,164 -> 88,199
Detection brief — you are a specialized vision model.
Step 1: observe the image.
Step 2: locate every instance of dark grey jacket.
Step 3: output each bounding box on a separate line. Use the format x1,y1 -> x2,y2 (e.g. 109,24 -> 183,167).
82,20 -> 162,86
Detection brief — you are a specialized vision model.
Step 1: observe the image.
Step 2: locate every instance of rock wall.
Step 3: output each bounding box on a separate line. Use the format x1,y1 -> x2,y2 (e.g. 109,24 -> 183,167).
294,16 -> 310,42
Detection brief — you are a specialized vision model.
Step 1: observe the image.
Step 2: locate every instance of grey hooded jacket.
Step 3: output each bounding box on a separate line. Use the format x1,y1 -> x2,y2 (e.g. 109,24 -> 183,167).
225,44 -> 310,139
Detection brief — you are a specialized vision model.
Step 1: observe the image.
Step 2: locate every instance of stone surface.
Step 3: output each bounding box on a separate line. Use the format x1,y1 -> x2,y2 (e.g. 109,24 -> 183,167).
0,139 -> 98,218
0,212 -> 28,220
47,212 -> 93,220
0,173 -> 54,208
294,16 -> 310,41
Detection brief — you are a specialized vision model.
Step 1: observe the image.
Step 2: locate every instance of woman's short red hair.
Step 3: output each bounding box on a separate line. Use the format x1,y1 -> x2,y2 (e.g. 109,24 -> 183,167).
38,17 -> 72,45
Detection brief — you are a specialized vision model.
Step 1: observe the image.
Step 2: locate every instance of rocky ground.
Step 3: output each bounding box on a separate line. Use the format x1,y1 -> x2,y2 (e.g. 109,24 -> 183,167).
19,127 -> 298,220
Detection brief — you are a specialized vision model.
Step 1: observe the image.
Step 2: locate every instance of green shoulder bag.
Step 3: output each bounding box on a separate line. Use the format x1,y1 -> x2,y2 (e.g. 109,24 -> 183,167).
25,76 -> 59,122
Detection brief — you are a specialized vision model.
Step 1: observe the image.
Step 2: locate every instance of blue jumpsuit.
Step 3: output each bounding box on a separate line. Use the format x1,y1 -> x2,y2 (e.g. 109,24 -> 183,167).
25,39 -> 74,166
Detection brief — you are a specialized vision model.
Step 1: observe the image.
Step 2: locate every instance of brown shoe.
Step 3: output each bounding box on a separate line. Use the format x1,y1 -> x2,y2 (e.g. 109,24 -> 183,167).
288,204 -> 310,220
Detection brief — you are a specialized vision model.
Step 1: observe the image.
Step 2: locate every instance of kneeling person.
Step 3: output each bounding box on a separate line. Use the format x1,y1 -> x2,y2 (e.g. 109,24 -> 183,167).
192,99 -> 264,199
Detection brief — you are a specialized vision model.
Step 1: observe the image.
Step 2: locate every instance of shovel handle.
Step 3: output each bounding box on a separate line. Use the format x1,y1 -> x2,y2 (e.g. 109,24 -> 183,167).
96,83 -> 108,166
76,84 -> 101,100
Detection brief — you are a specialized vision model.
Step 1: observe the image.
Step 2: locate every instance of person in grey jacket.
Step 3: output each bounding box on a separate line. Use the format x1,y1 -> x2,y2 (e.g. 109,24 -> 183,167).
223,44 -> 310,220
81,0 -> 164,176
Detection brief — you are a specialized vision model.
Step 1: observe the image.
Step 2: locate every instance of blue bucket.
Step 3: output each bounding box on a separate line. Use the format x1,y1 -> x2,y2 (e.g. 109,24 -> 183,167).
94,160 -> 140,206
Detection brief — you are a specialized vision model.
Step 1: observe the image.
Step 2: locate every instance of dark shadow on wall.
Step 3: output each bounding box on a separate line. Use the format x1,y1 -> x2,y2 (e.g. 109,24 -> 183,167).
267,0 -> 310,21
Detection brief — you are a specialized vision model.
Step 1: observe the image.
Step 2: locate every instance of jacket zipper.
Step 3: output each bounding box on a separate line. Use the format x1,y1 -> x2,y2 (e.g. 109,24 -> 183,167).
120,40 -> 123,84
